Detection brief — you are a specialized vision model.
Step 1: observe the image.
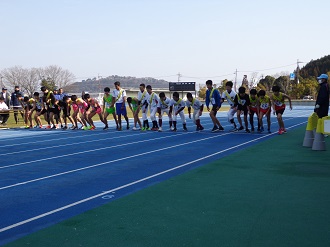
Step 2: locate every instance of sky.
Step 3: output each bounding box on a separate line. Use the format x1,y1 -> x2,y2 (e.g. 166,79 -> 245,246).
0,0 -> 329,86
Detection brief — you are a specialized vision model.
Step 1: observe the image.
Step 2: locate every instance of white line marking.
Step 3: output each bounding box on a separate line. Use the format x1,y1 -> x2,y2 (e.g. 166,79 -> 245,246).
0,121 -> 305,233
0,133 -> 231,190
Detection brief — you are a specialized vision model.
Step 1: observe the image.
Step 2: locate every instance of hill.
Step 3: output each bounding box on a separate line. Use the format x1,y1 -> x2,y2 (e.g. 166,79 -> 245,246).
299,55 -> 330,78
64,75 -> 170,93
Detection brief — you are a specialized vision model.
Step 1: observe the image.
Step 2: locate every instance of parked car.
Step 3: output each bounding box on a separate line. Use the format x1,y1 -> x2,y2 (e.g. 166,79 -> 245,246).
302,95 -> 313,100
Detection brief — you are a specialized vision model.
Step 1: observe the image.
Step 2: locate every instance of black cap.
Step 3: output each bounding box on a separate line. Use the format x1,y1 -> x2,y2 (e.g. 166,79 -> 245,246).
2,87 -> 7,90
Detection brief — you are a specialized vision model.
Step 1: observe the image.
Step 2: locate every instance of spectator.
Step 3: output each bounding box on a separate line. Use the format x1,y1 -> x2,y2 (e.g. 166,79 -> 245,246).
314,74 -> 329,118
0,96 -> 10,125
0,87 -> 10,107
10,85 -> 24,124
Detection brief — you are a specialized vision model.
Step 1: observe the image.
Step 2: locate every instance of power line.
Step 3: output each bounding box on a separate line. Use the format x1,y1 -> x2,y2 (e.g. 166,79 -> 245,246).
238,62 -> 299,73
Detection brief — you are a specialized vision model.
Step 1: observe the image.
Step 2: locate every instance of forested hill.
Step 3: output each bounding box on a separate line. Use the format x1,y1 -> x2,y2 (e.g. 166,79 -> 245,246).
300,55 -> 330,78
64,75 -> 170,93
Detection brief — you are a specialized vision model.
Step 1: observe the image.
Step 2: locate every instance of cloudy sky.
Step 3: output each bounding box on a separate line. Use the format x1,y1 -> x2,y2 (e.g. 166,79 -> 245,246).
0,0 -> 329,84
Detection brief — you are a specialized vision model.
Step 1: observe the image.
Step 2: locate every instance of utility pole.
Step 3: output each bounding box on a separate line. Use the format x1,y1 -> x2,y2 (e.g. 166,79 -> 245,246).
296,59 -> 303,84
98,74 -> 102,93
177,72 -> 182,82
234,69 -> 238,91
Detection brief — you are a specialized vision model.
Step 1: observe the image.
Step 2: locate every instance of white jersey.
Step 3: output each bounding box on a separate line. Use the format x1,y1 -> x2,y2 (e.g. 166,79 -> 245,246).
221,90 -> 236,107
157,97 -> 171,109
137,90 -> 147,102
112,88 -> 126,104
146,92 -> 159,108
186,98 -> 202,111
170,98 -> 185,110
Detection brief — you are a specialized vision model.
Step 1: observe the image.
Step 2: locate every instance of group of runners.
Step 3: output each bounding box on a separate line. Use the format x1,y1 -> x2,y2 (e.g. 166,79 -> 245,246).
205,80 -> 292,134
14,80 -> 292,135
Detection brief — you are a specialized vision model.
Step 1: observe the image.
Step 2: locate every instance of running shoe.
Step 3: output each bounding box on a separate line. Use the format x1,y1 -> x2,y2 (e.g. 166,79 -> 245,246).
90,126 -> 96,130
282,128 -> 287,133
260,126 -> 264,132
230,127 -> 238,132
158,127 -> 163,132
251,127 -> 255,132
267,129 -> 271,133
72,126 -> 78,130
46,125 -> 51,129
132,126 -> 137,130
103,125 -> 109,130
238,126 -> 244,131
278,129 -> 284,135
245,129 -> 251,133
172,127 -> 177,132
211,126 -> 219,132
117,127 -> 122,131
218,125 -> 224,131
63,126 -> 68,130
83,126 -> 89,130
183,126 -> 188,131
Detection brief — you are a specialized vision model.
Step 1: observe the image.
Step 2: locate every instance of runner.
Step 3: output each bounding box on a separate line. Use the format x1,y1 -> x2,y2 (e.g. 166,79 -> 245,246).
20,95 -> 34,128
137,83 -> 149,130
127,97 -> 142,130
186,92 -> 204,131
258,90 -> 271,133
84,93 -> 107,130
249,89 -> 260,132
146,85 -> 159,131
157,92 -> 173,132
221,81 -> 237,131
31,92 -> 44,128
271,85 -> 292,135
205,80 -> 223,132
112,81 -> 129,131
41,86 -> 56,129
60,95 -> 75,130
71,95 -> 89,130
234,87 -> 251,133
169,92 -> 187,131
102,87 -> 118,130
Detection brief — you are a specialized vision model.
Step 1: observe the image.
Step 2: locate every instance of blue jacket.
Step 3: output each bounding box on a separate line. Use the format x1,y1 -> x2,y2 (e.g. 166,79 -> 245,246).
11,91 -> 22,107
205,88 -> 221,107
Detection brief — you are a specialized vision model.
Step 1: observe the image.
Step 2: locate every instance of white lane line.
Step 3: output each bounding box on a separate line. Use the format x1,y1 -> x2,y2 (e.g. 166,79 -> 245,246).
0,133 -> 231,190
0,121 -> 305,233
0,131 -> 110,148
0,111 -> 308,155
0,132 -> 150,156
0,132 -> 188,169
0,114 -> 308,169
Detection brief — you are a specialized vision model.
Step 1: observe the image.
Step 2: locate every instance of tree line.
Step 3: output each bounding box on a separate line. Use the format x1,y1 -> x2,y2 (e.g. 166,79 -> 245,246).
65,76 -> 170,93
198,55 -> 330,100
0,65 -> 75,97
